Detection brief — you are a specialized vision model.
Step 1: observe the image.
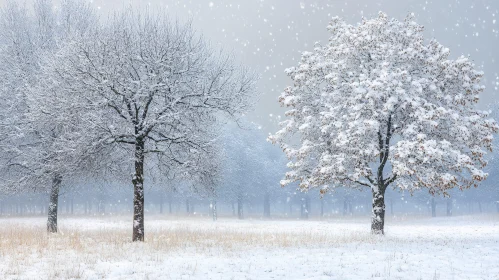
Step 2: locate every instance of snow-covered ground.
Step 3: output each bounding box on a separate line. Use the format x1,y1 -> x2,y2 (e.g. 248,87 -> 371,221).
0,214 -> 498,279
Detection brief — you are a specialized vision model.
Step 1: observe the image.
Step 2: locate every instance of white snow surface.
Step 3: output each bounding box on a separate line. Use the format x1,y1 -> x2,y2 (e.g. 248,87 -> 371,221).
0,215 -> 498,279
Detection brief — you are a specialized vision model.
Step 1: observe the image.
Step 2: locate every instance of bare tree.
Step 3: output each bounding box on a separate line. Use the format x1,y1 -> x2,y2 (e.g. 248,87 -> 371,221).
0,0 -> 99,233
35,10 -> 257,241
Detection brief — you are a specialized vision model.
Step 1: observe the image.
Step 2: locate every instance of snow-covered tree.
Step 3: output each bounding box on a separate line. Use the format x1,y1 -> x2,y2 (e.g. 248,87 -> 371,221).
269,12 -> 497,234
168,135 -> 223,220
35,11 -> 257,241
192,150 -> 222,221
0,0 -> 100,233
218,126 -> 252,219
258,137 -> 288,218
482,105 -> 499,213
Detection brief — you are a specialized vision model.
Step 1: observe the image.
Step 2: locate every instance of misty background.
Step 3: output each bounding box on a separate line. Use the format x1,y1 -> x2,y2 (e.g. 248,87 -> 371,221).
1,0 -> 498,219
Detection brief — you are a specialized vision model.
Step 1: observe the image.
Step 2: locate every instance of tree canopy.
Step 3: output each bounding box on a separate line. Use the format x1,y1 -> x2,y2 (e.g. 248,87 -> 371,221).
270,12 -> 497,233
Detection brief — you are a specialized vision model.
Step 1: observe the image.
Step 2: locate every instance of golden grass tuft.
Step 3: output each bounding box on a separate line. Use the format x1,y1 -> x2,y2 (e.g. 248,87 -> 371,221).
0,218 -> 378,278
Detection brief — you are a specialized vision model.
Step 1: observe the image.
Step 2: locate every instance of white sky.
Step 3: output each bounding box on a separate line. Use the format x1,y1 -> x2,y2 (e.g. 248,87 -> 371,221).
2,0 -> 498,132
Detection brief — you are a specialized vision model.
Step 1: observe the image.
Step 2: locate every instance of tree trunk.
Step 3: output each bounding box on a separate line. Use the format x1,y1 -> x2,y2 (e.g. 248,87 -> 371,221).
300,200 -> 304,218
212,199 -> 217,221
84,200 -> 88,215
159,193 -> 163,214
168,195 -> 172,214
431,197 -> 436,217
132,140 -> 145,242
446,199 -> 452,216
371,187 -> 386,234
237,196 -> 244,219
70,197 -> 74,215
186,199 -> 190,214
263,192 -> 270,218
306,194 -> 310,218
301,194 -> 309,220
343,199 -> 348,216
47,175 -> 62,233
478,201 -> 482,213
320,198 -> 324,218
100,201 -> 105,214
370,114 -> 394,235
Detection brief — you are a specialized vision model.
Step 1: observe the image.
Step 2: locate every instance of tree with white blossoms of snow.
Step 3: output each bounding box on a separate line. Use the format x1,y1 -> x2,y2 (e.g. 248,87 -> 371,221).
269,12 -> 498,234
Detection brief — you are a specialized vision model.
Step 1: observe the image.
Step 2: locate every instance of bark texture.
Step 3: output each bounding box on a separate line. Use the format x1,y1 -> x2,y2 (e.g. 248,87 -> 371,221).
47,175 -> 62,233
370,114 -> 394,235
132,140 -> 145,242
371,187 -> 386,234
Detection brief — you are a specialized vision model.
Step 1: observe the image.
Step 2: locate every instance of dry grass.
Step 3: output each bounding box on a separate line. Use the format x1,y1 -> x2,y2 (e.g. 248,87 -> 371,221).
0,217 -> 379,279
0,222 -> 373,254
3,215 -> 496,279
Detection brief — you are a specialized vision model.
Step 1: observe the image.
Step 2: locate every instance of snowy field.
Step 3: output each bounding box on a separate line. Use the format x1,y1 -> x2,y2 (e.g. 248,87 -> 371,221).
0,214 -> 498,280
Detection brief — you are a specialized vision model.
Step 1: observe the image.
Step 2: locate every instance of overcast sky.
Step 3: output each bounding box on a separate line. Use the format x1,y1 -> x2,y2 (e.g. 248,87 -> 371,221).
3,0 -> 498,133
